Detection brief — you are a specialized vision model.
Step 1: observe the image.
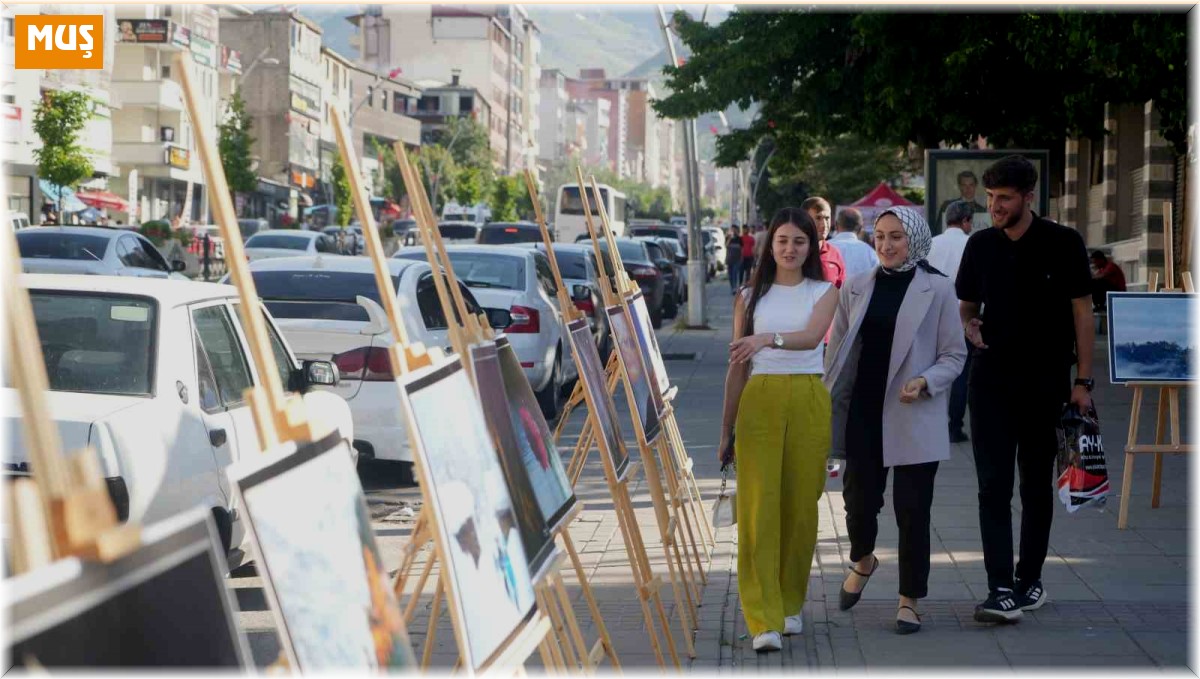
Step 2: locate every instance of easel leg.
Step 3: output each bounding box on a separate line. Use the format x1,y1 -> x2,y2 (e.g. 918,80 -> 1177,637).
561,529 -> 621,671
422,576 -> 445,669
617,479 -> 680,669
393,515 -> 428,596
403,550 -> 437,625
535,584 -> 569,673
612,482 -> 667,668
1118,387 -> 1145,529
1152,388 -> 1168,508
552,573 -> 591,672
669,414 -> 714,552
664,536 -> 698,658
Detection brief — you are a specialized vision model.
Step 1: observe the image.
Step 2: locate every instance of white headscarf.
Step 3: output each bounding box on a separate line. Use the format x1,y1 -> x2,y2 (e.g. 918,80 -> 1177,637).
875,206 -> 942,275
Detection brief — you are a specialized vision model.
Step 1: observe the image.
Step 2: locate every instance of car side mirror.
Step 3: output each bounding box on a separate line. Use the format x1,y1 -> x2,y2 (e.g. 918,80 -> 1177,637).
656,259 -> 673,272
303,360 -> 339,387
171,259 -> 187,272
571,284 -> 591,302
486,307 -> 512,329
675,255 -> 688,265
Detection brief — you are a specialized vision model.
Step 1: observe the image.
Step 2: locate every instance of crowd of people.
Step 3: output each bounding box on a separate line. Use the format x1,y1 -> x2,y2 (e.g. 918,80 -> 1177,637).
718,155 -> 1099,652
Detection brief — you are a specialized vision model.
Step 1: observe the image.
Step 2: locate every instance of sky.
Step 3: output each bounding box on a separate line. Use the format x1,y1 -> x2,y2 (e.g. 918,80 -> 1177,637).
1109,295 -> 1194,348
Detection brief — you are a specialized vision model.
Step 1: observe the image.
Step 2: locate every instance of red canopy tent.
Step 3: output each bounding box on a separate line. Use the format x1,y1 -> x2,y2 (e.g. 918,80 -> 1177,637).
836,182 -> 919,231
76,190 -> 130,213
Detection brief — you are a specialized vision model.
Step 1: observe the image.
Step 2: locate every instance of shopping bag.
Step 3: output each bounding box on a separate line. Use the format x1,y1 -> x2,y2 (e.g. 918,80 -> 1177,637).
1055,404 -> 1110,512
712,463 -> 737,528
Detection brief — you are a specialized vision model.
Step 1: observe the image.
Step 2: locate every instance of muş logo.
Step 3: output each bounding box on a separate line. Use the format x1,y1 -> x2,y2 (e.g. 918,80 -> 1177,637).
14,15 -> 104,69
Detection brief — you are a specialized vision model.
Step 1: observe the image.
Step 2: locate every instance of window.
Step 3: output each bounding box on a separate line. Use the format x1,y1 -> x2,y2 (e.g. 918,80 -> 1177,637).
4,18 -> 15,38
256,270 -> 401,322
29,292 -> 156,396
251,306 -> 295,392
18,232 -> 111,260
415,273 -> 448,330
382,89 -> 388,111
459,96 -> 473,113
367,86 -> 374,106
534,253 -> 557,297
192,305 -> 253,408
161,64 -> 171,79
194,333 -> 221,413
393,92 -> 405,114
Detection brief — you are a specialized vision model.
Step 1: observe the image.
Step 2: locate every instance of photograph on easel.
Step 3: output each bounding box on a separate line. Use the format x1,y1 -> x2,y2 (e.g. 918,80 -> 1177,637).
1106,292 -> 1196,384
495,336 -> 576,529
228,432 -> 416,671
470,340 -> 556,572
6,508 -> 249,668
399,359 -> 537,670
608,304 -> 662,442
628,291 -> 670,397
568,317 -> 631,480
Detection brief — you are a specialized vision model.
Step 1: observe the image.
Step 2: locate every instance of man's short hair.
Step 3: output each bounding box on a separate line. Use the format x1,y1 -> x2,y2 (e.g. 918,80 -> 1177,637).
1091,250 -> 1108,263
944,200 -> 975,227
835,208 -> 863,232
982,155 -> 1038,195
956,170 -> 978,185
800,196 -> 831,213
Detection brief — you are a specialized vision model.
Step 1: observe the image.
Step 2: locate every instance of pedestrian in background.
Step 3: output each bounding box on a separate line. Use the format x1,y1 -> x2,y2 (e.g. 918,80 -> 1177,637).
929,200 -> 975,443
825,206 -> 966,635
740,224 -> 756,285
1089,251 -> 1127,310
718,207 -> 838,652
800,197 -> 847,288
726,225 -> 744,294
827,208 -> 879,278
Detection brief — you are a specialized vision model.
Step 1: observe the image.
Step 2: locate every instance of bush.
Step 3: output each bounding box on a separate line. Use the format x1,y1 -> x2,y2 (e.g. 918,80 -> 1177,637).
139,220 -> 170,245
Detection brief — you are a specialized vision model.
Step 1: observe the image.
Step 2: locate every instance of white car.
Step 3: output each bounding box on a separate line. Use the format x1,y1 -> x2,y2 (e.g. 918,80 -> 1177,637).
394,245 -> 578,418
18,226 -> 188,279
438,221 -> 481,244
241,255 -> 509,473
243,229 -> 338,261
704,226 -> 727,272
2,275 -> 354,570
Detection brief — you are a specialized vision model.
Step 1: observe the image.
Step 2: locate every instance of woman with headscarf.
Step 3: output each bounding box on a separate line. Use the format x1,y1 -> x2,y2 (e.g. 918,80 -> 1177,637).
823,206 -> 967,634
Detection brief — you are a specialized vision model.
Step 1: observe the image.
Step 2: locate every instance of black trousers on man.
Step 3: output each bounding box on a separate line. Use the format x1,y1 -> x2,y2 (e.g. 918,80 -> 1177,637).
968,355 -> 1070,592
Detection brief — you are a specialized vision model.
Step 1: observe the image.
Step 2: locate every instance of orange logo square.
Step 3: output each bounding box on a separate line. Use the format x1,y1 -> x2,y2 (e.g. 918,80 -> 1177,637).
14,15 -> 104,70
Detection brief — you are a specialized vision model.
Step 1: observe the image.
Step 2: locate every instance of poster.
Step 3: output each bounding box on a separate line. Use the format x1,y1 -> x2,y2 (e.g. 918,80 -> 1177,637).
627,291 -> 670,397
567,317 -> 631,481
470,341 -> 556,571
229,432 -> 415,671
924,149 -> 1049,235
495,337 -> 576,530
608,304 -> 662,443
7,508 -> 248,668
399,359 -> 536,671
1106,292 -> 1196,384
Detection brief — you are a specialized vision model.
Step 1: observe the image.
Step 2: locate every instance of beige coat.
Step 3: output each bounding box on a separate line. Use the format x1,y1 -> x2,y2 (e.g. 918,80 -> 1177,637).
823,266 -> 967,467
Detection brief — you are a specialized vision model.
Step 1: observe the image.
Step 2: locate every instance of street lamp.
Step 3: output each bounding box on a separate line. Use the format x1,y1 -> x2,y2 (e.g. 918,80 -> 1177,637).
240,47 -> 280,81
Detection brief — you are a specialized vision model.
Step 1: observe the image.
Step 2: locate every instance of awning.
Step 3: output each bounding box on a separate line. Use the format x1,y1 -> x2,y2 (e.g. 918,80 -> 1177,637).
76,189 -> 130,213
38,180 -> 88,213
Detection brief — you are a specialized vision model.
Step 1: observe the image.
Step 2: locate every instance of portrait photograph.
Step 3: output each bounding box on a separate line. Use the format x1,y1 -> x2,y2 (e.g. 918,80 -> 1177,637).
925,149 -> 1049,234
628,291 -> 670,398
607,304 -> 662,444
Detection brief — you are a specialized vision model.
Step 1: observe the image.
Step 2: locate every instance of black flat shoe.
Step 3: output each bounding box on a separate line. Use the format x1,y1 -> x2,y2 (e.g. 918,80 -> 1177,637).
838,555 -> 879,611
896,605 -> 922,635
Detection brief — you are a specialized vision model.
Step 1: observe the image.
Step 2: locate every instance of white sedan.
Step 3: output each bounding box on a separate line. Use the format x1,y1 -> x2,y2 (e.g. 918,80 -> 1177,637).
2,275 -> 354,570
244,229 -> 338,261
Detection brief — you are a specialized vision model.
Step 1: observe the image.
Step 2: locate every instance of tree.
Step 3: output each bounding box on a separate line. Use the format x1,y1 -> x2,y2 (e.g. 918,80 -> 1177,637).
33,90 -> 94,214
453,165 -> 490,208
331,155 -> 352,227
218,89 -> 257,209
491,175 -> 521,222
370,137 -> 406,204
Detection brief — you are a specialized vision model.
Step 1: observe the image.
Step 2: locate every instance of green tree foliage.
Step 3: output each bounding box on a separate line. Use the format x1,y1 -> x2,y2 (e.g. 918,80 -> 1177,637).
491,175 -> 521,222
218,90 -> 257,205
453,165 -> 490,207
331,155 -> 353,227
33,90 -> 94,213
370,137 -> 407,204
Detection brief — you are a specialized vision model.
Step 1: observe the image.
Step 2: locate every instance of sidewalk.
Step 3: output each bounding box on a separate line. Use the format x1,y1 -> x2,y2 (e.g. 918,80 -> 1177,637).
665,280 -> 1191,671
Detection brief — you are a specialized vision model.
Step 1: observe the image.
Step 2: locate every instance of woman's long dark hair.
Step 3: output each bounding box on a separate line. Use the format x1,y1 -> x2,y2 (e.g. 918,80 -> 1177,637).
741,207 -> 824,336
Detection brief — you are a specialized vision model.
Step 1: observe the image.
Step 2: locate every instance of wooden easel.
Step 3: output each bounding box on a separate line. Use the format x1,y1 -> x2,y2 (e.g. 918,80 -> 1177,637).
326,107 -> 559,673
1116,201 -> 1194,529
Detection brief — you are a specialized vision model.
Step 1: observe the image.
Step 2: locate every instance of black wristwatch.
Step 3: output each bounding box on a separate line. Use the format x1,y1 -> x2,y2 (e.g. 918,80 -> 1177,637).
1074,378 -> 1095,392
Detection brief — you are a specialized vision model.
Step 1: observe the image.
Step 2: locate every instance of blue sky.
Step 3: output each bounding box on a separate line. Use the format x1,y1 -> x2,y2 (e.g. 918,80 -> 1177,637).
1110,296 -> 1194,347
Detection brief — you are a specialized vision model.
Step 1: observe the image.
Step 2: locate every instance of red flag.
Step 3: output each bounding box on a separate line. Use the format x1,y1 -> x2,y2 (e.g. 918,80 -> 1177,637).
709,125 -> 719,135
387,66 -> 403,79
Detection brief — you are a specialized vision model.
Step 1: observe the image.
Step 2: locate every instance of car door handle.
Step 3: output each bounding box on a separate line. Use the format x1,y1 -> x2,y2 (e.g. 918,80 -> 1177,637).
209,428 -> 227,447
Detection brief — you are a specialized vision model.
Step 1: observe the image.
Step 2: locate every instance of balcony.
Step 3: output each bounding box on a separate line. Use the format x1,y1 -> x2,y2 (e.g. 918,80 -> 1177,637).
112,80 -> 184,112
112,141 -> 188,169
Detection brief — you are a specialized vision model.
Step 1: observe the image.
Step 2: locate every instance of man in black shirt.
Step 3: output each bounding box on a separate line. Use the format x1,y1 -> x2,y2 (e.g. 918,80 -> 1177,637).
955,155 -> 1095,624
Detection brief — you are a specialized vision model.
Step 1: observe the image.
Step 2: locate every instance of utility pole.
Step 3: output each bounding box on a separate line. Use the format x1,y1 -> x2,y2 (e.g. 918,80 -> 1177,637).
656,5 -> 706,328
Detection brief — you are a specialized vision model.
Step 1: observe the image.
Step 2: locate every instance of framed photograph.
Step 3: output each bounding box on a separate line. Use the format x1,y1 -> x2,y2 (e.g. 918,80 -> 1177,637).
470,341 -> 556,570
7,507 -> 249,668
627,291 -> 670,397
607,303 -> 663,444
228,432 -> 416,671
1106,292 -> 1196,384
495,336 -> 577,531
566,317 -> 631,481
925,149 -> 1050,234
399,358 -> 537,672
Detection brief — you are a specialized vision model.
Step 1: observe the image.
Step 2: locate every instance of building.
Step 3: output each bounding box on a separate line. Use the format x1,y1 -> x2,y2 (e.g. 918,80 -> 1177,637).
576,98 -> 611,169
537,69 -> 568,164
565,69 -> 632,179
343,60 -> 422,197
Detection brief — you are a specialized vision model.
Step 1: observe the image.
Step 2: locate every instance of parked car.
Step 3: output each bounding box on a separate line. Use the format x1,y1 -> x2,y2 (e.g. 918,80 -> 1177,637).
394,245 -> 578,417
243,229 -> 338,261
237,218 -> 268,241
577,237 -> 666,328
637,236 -> 686,319
704,226 -> 727,272
391,218 -> 418,244
320,225 -> 366,255
2,275 -> 354,570
516,242 -> 611,360
438,221 -> 480,244
238,256 -> 507,480
477,221 -> 550,245
17,226 -> 187,279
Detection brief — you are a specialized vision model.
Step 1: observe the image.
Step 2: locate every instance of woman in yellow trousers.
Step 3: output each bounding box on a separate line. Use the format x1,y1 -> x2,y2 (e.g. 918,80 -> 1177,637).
718,207 -> 839,653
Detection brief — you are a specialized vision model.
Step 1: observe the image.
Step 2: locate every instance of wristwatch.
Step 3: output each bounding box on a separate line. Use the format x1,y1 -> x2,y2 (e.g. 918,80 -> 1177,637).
1074,378 -> 1095,392
772,333 -> 784,348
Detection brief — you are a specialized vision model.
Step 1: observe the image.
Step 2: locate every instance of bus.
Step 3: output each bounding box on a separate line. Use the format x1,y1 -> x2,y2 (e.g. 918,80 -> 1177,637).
554,183 -> 627,243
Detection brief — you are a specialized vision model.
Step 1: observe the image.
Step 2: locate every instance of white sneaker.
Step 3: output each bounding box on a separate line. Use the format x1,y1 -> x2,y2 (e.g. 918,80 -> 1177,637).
752,630 -> 782,652
784,614 -> 803,636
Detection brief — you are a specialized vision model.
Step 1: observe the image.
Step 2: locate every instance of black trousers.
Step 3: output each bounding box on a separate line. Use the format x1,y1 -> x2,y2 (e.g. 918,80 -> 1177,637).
843,433 -> 940,599
969,356 -> 1070,592
948,350 -> 972,432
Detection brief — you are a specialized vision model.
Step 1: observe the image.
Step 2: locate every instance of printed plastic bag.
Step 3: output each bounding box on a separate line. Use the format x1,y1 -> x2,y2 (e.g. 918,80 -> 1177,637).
1055,404 -> 1110,512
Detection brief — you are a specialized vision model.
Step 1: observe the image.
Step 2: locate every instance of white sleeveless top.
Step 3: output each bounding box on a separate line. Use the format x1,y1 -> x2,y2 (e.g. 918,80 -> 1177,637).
742,278 -> 833,376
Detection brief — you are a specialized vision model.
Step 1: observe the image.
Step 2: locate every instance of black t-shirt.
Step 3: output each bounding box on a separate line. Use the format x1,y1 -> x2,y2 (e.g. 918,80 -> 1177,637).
955,215 -> 1092,368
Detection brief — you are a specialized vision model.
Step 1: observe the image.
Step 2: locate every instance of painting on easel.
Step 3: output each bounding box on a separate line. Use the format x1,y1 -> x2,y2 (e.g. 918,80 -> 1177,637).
7,508 -> 249,668
628,291 -> 670,396
399,359 -> 537,670
568,317 -> 631,480
495,336 -> 576,528
1107,292 -> 1196,384
608,304 -> 663,442
228,432 -> 415,671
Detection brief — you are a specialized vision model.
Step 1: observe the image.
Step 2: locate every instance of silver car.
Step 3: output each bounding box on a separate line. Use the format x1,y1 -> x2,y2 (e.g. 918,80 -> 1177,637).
18,226 -> 187,279
244,229 -> 338,261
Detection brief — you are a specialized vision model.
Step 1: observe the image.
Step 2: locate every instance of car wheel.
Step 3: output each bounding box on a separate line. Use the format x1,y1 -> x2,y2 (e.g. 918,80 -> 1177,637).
211,507 -> 233,555
536,351 -> 564,420
663,292 -> 678,319
651,304 -> 664,329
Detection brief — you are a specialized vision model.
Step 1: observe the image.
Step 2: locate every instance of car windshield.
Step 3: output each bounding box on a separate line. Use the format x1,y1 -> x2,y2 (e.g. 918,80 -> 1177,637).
478,225 -> 539,245
253,271 -> 400,322
245,233 -> 311,250
581,239 -> 649,264
554,249 -> 589,279
630,227 -> 678,240
26,292 -> 155,396
444,253 -> 524,289
439,224 -> 478,240
18,232 -> 111,261
657,239 -> 682,257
